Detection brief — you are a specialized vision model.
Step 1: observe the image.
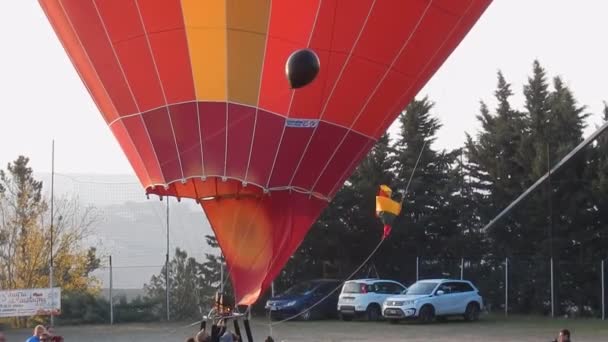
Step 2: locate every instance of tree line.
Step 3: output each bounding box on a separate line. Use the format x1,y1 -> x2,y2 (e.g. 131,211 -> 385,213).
150,60 -> 607,319
2,60 -> 606,325
278,60 -> 608,317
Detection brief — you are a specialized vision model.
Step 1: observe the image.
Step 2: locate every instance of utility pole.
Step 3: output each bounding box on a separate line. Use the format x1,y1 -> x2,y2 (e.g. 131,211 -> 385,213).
460,258 -> 464,280
220,253 -> 224,294
166,196 -> 170,321
109,255 -> 114,325
49,140 -> 55,327
505,258 -> 508,316
601,259 -> 605,320
547,143 -> 554,259
547,144 -> 556,318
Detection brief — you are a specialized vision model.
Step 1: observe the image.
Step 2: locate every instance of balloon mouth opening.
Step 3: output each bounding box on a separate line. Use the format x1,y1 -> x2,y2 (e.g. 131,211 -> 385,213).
144,176 -> 267,204
143,176 -> 333,204
199,193 -> 262,201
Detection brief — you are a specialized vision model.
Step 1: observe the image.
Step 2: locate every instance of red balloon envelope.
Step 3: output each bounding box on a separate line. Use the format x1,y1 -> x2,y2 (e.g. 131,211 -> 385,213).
39,0 -> 492,305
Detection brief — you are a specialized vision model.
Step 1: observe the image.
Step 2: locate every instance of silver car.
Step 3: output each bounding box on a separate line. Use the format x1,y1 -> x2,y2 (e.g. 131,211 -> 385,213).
382,279 -> 483,323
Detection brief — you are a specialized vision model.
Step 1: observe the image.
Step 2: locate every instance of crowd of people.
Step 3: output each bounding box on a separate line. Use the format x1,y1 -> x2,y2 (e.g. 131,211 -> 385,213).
24,325 -> 63,342
0,325 -> 62,342
0,323 -> 572,341
183,320 -> 242,342
183,320 -> 277,342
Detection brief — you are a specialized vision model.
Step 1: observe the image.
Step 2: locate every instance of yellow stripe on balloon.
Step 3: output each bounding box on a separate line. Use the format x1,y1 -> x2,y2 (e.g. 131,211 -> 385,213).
226,0 -> 271,106
182,0 -> 227,101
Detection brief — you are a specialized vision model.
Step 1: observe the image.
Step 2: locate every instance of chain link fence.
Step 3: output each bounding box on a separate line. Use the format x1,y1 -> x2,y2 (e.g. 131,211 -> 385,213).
74,256 -> 606,325
414,256 -> 606,319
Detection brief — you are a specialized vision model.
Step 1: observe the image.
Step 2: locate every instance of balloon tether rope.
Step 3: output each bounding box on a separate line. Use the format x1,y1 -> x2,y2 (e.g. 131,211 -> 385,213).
267,238 -> 385,326
164,141 -> 427,338
265,139 -> 427,335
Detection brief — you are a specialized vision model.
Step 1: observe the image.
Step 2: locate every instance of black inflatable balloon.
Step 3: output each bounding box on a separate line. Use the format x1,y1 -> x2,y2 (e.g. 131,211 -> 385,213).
285,48 -> 320,89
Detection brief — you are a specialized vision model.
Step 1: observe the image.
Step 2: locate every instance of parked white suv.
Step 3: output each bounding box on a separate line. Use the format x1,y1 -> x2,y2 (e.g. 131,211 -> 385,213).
382,279 -> 483,323
337,279 -> 406,321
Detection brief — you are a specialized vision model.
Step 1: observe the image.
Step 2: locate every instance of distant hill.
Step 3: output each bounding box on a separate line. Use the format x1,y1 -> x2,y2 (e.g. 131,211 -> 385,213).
34,172 -> 215,289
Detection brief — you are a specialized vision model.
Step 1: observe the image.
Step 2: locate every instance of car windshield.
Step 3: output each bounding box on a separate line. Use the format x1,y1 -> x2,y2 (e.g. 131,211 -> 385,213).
406,282 -> 438,295
282,281 -> 319,296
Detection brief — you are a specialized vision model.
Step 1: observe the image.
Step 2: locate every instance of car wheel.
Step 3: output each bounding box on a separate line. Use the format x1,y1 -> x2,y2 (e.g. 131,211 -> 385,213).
418,305 -> 435,324
366,304 -> 382,321
464,303 -> 480,321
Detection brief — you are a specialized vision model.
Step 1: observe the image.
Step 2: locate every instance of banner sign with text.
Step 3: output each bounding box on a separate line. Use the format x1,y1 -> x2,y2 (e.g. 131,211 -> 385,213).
0,287 -> 61,317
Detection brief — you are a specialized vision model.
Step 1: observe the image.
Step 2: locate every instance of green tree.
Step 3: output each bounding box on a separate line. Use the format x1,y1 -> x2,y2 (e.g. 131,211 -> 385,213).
0,156 -> 101,326
591,104 -> 608,254
340,133 -> 397,277
200,235 -> 233,303
144,247 -> 211,320
389,97 -> 462,280
144,236 -> 233,320
279,134 -> 396,290
464,61 -> 602,315
465,71 -> 530,263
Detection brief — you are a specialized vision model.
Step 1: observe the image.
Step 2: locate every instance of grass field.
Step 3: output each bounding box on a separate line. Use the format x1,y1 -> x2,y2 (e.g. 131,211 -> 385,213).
4,314 -> 607,341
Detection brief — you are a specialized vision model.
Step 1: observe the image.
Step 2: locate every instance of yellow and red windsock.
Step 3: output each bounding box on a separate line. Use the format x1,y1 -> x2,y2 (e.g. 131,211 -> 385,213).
375,185 -> 402,239
377,185 -> 393,199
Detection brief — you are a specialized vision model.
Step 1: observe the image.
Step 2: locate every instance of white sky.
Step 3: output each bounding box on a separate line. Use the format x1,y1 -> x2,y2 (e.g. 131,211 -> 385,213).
1,0 -> 606,175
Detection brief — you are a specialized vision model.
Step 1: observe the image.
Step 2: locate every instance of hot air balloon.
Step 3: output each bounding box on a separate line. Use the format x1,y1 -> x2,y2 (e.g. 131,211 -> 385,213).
39,0 -> 492,307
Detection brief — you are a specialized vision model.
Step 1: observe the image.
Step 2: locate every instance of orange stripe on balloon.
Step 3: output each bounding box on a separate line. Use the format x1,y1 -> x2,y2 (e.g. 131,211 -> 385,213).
181,0 -> 227,101
226,0 -> 271,106
202,192 -> 272,306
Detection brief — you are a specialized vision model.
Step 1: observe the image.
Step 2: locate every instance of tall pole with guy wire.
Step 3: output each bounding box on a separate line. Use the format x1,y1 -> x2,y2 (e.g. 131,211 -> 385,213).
49,140 -> 55,327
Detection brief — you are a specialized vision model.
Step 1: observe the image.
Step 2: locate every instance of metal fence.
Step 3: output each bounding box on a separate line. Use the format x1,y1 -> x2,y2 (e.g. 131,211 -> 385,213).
44,174 -> 607,323
85,256 -> 606,325
416,256 -> 606,319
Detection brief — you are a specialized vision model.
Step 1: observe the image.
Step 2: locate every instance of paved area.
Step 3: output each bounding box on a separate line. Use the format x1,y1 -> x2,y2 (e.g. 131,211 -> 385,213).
4,315 -> 608,341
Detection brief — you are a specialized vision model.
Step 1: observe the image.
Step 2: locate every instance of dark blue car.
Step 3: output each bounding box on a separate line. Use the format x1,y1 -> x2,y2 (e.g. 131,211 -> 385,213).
265,279 -> 342,321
